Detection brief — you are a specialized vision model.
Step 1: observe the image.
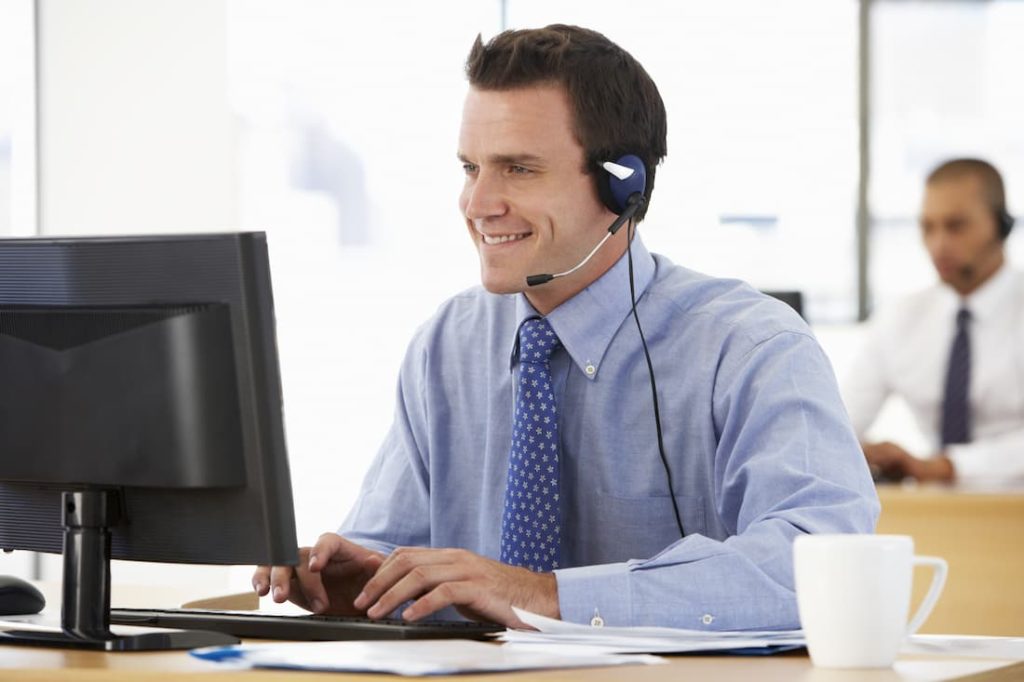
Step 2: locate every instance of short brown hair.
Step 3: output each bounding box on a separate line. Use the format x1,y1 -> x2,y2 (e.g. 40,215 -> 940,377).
926,158 -> 1011,238
465,25 -> 667,221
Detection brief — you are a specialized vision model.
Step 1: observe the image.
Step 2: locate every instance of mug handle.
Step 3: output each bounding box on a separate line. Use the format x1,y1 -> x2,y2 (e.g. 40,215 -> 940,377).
906,555 -> 948,635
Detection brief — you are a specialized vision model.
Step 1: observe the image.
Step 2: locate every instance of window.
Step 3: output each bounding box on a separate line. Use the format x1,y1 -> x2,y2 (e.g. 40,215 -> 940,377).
869,0 -> 1024,309
0,0 -> 34,237
509,0 -> 860,321
226,0 -> 501,539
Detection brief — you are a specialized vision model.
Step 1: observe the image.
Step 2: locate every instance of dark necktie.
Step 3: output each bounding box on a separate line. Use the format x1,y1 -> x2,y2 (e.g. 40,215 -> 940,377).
940,307 -> 972,447
500,317 -> 561,572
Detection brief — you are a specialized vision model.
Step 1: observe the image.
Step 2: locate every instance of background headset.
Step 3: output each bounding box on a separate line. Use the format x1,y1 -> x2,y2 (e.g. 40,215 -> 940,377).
527,154 -> 687,541
997,205 -> 1015,240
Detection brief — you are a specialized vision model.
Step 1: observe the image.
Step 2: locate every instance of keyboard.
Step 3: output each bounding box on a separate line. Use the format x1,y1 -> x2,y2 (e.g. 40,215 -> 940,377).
108,607 -> 504,641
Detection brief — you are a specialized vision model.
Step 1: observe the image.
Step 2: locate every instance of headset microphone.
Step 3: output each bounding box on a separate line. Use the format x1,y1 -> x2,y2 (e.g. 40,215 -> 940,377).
526,195 -> 645,286
526,154 -> 647,287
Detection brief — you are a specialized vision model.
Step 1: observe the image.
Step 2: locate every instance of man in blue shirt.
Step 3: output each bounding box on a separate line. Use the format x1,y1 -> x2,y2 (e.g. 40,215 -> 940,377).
254,25 -> 878,630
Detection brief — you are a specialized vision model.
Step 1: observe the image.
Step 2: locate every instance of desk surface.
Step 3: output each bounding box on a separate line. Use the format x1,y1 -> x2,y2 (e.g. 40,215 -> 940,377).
2,486 -> 1019,678
0,645 -> 1020,682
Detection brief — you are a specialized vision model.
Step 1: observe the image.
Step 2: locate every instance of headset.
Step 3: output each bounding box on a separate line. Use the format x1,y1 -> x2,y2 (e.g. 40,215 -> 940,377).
527,153 -> 686,541
525,154 -> 648,287
997,206 -> 1015,241
610,155 -> 685,543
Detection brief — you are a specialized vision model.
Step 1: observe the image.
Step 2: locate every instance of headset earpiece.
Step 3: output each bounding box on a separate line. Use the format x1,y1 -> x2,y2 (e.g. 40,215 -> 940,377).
998,208 -> 1015,240
597,154 -> 647,215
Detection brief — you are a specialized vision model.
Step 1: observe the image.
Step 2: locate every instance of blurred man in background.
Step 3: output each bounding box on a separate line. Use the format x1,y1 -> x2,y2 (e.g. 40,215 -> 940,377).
843,158 -> 1024,483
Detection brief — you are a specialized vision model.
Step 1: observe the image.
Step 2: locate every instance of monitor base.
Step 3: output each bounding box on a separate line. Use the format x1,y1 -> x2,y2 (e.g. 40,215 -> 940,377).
0,627 -> 238,651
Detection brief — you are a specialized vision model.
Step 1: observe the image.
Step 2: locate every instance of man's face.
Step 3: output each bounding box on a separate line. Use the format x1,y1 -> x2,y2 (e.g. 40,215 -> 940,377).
458,85 -> 619,313
920,175 -> 1004,295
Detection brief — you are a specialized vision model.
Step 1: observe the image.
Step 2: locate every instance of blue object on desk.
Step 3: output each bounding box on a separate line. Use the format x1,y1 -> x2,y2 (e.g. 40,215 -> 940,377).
192,645 -> 249,662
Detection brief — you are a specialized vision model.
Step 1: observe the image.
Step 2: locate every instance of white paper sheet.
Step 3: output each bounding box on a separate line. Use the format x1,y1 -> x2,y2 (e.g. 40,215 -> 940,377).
192,639 -> 664,675
902,634 -> 1024,660
498,607 -> 806,654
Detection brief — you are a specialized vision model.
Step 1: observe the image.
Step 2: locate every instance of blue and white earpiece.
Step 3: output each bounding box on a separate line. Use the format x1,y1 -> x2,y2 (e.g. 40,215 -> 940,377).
598,154 -> 646,215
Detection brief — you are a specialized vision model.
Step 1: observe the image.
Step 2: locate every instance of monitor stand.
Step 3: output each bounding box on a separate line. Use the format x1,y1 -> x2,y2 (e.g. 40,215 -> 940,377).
0,490 -> 239,651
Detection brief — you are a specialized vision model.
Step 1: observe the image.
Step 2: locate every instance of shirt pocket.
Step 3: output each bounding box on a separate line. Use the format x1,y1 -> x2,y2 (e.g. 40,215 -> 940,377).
589,491 -> 706,560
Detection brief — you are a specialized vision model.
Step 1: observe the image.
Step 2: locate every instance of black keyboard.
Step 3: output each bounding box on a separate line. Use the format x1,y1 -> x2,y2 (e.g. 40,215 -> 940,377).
108,607 -> 503,641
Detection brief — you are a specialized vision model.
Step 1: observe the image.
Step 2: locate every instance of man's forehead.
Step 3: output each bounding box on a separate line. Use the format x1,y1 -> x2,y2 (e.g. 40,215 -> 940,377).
461,86 -> 573,131
927,174 -> 986,202
458,86 -> 581,162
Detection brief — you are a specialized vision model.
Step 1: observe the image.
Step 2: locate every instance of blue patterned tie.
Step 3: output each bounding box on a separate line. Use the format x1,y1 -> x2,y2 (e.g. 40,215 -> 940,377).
940,307 -> 972,447
500,317 -> 561,572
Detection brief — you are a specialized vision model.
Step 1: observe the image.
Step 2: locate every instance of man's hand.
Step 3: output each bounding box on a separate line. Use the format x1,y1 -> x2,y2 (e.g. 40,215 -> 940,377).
863,441 -> 914,481
862,441 -> 955,483
903,453 -> 955,482
352,547 -> 559,627
252,533 -> 385,615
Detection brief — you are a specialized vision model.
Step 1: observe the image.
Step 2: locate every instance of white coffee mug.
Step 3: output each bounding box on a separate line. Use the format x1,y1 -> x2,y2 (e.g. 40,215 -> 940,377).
793,534 -> 947,668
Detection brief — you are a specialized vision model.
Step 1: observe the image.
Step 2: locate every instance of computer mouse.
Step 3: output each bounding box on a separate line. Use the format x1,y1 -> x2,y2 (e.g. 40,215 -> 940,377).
0,575 -> 46,615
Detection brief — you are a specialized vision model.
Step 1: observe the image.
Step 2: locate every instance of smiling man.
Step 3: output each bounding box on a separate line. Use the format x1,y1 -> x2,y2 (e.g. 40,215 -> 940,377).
843,159 -> 1024,483
254,25 -> 877,630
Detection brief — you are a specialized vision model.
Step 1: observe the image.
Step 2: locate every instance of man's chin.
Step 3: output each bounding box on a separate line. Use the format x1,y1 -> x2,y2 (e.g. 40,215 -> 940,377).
480,279 -> 525,295
479,268 -> 529,295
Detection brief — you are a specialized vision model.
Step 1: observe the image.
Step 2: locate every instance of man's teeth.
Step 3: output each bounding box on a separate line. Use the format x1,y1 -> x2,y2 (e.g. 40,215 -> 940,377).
482,233 -> 529,245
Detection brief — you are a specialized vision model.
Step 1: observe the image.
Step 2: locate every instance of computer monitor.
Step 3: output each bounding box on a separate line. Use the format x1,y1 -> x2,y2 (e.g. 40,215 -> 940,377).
0,232 -> 298,650
762,290 -> 805,320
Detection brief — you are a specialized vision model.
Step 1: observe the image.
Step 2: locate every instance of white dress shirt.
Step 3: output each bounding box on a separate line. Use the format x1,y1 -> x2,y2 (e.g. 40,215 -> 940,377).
842,264 -> 1024,483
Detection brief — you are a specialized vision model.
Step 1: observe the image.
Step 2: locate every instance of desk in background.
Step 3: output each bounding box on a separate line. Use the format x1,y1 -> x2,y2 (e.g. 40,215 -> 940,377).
876,484 -> 1024,636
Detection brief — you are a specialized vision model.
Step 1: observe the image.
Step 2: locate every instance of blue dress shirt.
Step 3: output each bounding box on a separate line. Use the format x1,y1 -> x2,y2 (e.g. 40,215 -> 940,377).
340,237 -> 879,630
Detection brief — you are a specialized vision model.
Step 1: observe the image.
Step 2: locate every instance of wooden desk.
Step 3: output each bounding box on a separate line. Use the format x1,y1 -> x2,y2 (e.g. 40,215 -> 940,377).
3,495 -> 1020,679
875,484 -> 1024,636
0,645 -> 1019,681
2,575 -> 1021,679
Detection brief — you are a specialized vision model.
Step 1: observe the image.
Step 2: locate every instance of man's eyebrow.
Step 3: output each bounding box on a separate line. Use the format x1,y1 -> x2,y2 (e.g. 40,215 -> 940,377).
457,152 -> 546,166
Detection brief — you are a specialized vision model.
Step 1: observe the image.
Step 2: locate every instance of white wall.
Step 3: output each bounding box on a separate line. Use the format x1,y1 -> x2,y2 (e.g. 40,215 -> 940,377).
37,0 -> 236,234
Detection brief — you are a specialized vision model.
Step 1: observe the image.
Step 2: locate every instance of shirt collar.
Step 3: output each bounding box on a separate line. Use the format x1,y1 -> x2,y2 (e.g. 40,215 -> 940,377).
941,262 -> 1014,324
509,236 -> 657,380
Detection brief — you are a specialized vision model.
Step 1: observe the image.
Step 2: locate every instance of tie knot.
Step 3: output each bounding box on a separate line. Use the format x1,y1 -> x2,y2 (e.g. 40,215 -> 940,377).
517,317 -> 560,365
956,308 -> 972,328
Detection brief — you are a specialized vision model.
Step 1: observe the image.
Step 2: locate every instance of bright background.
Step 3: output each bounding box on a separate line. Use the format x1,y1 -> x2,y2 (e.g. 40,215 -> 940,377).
1,0 -> 1022,594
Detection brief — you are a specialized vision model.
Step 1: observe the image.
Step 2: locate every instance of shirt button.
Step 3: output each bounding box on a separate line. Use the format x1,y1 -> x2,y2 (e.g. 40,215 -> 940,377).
701,614 -> 714,625
584,364 -> 596,376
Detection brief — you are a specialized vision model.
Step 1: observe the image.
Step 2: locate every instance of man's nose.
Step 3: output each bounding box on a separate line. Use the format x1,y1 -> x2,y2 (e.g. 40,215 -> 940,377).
463,171 -> 507,220
923,227 -> 948,255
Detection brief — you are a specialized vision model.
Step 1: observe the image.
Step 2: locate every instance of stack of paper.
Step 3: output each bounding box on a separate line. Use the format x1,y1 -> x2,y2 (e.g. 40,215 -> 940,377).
192,639 -> 664,675
500,607 -> 805,654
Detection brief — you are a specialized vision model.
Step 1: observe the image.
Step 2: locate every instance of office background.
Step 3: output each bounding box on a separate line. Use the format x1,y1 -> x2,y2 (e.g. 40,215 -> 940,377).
1,0 -> 1022,593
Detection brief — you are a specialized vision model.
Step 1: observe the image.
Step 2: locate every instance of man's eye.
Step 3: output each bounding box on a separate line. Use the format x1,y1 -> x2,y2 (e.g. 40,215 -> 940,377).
509,165 -> 532,175
462,163 -> 478,174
